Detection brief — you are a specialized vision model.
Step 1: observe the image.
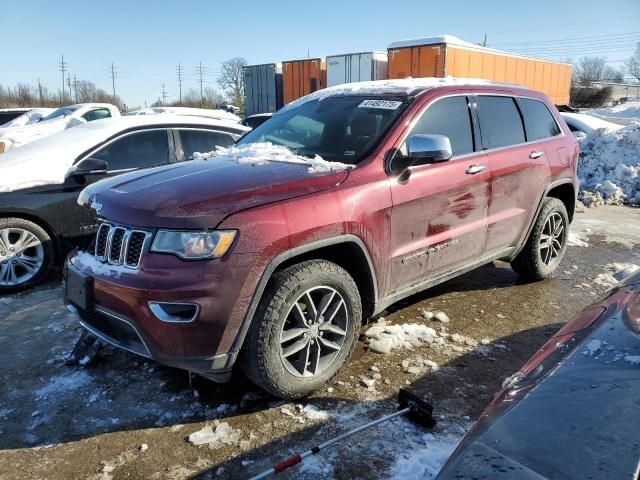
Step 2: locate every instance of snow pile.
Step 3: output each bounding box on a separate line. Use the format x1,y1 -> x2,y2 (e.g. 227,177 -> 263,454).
188,422 -> 241,448
127,106 -> 240,123
388,430 -> 466,479
567,231 -> 589,247
364,319 -> 437,354
593,262 -> 639,288
577,123 -> 640,206
587,100 -> 640,123
0,108 -> 54,129
193,142 -> 353,174
624,355 -> 640,366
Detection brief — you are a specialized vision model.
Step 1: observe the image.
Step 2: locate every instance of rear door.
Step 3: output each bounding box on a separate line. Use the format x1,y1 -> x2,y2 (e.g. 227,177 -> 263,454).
389,95 -> 489,292
475,95 -> 550,253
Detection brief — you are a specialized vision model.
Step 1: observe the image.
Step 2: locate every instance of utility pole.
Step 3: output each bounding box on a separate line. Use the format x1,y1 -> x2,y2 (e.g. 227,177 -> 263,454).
482,33 -> 487,47
73,74 -> 78,103
110,62 -> 117,101
196,62 -> 205,108
161,83 -> 167,105
37,78 -> 43,105
58,55 -> 67,103
67,73 -> 72,102
176,64 -> 184,104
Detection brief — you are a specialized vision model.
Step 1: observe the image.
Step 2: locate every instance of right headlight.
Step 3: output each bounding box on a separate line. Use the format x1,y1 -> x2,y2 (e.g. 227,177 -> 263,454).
151,230 -> 236,259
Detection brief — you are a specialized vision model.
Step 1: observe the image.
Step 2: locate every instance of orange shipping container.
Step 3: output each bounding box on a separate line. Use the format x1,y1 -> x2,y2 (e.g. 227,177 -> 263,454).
282,58 -> 327,104
387,35 -> 572,105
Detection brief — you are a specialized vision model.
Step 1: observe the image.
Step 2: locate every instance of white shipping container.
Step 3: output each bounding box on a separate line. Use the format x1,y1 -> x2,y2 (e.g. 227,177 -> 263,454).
326,52 -> 388,87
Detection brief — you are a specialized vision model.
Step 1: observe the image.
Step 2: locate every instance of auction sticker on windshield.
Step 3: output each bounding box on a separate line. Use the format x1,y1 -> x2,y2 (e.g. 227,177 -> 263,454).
358,99 -> 402,110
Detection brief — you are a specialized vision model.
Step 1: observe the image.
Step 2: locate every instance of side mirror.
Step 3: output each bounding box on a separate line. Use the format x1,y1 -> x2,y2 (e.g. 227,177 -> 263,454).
389,134 -> 453,175
73,157 -> 108,176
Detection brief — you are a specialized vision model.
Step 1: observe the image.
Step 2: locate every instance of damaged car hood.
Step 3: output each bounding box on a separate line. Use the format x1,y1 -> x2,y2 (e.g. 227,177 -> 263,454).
79,157 -> 350,229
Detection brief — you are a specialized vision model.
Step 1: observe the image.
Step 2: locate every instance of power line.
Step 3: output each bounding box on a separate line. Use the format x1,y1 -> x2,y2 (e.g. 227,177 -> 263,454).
161,82 -> 168,105
58,55 -> 67,102
176,64 -> 184,103
490,31 -> 640,46
196,62 -> 205,107
110,62 -> 117,100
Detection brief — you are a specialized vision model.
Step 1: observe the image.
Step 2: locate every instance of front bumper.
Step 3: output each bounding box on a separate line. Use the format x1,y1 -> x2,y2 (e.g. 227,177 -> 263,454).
63,248 -> 257,382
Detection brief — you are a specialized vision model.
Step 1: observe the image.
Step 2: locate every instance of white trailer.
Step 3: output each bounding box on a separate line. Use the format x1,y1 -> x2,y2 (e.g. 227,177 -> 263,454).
326,52 -> 388,87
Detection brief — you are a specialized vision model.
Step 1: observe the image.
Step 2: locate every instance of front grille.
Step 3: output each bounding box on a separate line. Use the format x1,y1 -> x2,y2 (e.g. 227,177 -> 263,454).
77,307 -> 150,358
93,223 -> 150,269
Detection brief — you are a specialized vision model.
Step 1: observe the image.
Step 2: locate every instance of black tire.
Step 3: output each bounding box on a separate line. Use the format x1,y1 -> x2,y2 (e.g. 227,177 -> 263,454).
0,217 -> 54,294
511,198 -> 569,281
240,260 -> 361,398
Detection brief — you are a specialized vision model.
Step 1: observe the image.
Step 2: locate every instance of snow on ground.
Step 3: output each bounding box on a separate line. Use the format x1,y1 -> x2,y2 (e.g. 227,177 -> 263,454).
593,262 -> 640,288
194,142 -> 353,174
577,123 -> 640,206
586,100 -> 640,123
568,230 -> 589,247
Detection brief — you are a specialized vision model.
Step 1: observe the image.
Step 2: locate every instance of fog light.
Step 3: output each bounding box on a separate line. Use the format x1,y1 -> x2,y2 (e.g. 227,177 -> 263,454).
149,302 -> 199,323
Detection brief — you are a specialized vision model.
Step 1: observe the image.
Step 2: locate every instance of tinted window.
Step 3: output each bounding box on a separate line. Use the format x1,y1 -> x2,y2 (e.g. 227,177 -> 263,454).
476,96 -> 525,149
42,106 -> 80,121
519,99 -> 561,140
83,108 -> 112,122
0,111 -> 25,125
411,96 -> 474,156
92,130 -> 170,171
179,129 -> 235,159
567,123 -> 581,133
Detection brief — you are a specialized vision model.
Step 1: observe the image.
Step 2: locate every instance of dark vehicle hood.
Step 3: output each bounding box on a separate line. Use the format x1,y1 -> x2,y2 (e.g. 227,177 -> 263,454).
438,282 -> 640,480
79,157 -> 350,229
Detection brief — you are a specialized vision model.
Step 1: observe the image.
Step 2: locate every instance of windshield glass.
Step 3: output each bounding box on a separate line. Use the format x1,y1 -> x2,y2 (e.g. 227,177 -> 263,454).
42,106 -> 80,121
237,95 -> 410,164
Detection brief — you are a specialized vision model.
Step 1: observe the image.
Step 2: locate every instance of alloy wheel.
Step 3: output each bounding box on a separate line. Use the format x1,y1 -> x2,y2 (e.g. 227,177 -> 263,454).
279,286 -> 349,378
538,212 -> 565,266
0,228 -> 44,286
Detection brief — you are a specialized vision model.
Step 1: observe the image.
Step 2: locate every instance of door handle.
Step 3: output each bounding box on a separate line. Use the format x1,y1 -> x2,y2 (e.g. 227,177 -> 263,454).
529,151 -> 545,159
465,164 -> 486,175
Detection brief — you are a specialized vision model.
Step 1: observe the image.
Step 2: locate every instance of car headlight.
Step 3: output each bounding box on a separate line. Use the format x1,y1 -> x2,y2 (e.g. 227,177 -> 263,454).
151,230 -> 236,259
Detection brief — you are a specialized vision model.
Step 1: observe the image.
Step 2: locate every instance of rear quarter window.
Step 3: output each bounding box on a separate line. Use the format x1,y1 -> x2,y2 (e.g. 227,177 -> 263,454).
519,98 -> 561,140
476,96 -> 525,149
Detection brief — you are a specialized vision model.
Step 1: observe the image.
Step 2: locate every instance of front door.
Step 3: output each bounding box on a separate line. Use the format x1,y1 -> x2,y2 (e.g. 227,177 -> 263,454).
389,95 -> 489,293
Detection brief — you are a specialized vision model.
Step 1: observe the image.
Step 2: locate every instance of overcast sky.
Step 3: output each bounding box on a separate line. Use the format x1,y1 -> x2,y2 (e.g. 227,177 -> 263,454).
2,0 -> 639,107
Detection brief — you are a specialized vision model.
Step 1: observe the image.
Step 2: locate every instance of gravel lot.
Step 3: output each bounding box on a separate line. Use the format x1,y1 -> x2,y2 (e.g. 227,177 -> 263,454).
1,206 -> 638,480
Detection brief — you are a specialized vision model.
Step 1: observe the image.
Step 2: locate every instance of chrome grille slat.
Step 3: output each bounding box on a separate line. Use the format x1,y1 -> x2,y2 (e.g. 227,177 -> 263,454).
92,223 -> 150,270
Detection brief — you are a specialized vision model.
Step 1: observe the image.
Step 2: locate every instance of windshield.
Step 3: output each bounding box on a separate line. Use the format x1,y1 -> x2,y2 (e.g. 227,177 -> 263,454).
41,106 -> 80,121
237,95 -> 410,164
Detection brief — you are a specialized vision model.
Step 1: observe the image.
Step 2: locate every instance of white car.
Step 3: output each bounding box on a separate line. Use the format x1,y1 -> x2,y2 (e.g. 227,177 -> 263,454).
128,106 -> 240,123
0,114 -> 249,291
0,103 -> 121,153
0,108 -> 56,129
560,112 -> 622,140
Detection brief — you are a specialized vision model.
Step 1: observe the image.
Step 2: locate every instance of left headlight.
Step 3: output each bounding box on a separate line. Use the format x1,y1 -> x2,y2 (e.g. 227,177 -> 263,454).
151,230 -> 236,259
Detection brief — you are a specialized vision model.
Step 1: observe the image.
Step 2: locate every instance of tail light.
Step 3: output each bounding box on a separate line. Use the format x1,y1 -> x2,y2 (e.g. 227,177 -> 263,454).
0,142 -> 5,154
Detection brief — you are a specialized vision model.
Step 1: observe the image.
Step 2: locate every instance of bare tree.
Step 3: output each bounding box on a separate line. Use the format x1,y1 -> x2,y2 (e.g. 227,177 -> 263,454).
625,43 -> 640,82
217,57 -> 247,109
573,56 -> 624,86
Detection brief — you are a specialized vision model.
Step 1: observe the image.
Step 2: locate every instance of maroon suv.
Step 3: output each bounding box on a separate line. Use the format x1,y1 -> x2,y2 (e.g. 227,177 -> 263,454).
64,79 -> 579,398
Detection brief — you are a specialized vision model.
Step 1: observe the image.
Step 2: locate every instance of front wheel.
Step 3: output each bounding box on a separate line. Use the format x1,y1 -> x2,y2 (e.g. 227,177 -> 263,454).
511,198 -> 569,281
240,260 -> 361,398
0,217 -> 54,293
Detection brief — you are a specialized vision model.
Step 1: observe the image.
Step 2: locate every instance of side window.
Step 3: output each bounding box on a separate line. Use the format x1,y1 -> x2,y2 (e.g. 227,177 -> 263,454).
91,130 -> 170,171
411,96 -> 474,156
476,96 -> 525,149
519,98 -> 561,140
179,130 -> 236,159
82,108 -> 112,122
567,123 -> 581,133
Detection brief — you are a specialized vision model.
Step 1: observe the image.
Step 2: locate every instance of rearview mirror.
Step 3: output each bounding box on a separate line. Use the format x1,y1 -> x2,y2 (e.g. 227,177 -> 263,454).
389,134 -> 453,175
73,157 -> 108,176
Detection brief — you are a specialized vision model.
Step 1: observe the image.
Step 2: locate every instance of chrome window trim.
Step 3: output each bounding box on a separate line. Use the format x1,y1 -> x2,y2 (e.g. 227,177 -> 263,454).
392,91 -> 567,173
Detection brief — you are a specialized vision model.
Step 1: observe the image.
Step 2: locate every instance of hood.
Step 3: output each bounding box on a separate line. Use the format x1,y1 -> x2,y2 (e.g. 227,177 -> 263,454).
79,157 -> 350,229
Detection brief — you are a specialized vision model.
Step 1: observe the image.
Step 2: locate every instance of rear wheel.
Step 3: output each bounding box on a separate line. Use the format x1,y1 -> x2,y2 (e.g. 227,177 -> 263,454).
511,198 -> 569,281
0,218 -> 54,293
240,260 -> 361,398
